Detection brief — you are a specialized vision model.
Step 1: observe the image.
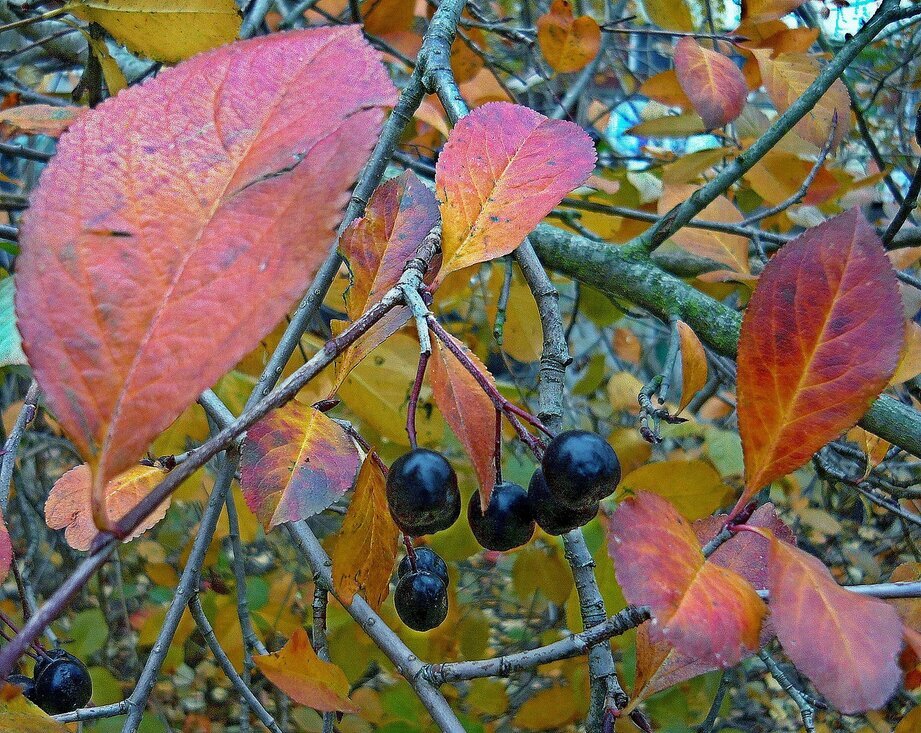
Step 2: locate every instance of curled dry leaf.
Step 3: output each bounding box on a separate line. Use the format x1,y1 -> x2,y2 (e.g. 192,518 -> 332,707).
16,28 -> 396,525
676,320 -> 708,413
331,453 -> 400,611
608,491 -> 766,667
674,38 -> 748,129
254,628 -> 358,713
536,0 -> 601,74
240,401 -> 360,529
735,209 -> 903,513
435,102 -> 595,284
45,464 -> 170,551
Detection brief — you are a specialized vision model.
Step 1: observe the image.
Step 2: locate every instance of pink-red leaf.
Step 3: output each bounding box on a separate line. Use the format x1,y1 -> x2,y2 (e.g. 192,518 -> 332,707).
240,401 -> 360,529
0,507 -> 10,584
429,332 -> 498,509
608,492 -> 766,667
435,102 -> 595,284
761,529 -> 903,713
15,28 -> 396,526
674,38 -> 747,129
735,209 -> 903,512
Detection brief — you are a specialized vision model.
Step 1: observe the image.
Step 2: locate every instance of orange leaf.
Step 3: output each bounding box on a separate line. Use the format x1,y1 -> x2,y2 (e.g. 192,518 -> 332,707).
434,102 -> 595,284
429,332 -> 497,509
240,402 -> 360,529
674,38 -> 747,129
536,0 -> 601,74
331,453 -> 399,610
45,464 -> 170,551
608,492 -> 766,667
253,628 -> 358,713
676,320 -> 708,412
735,209 -> 903,510
0,104 -> 82,137
640,70 -> 693,111
15,28 -> 396,525
760,529 -> 903,713
753,49 -> 851,148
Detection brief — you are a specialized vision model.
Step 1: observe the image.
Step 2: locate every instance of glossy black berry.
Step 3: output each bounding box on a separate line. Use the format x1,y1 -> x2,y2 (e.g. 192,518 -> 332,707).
6,674 -> 34,700
468,481 -> 535,551
386,448 -> 460,536
528,469 -> 598,535
31,649 -> 92,714
394,571 -> 448,632
541,430 -> 621,507
398,546 -> 449,585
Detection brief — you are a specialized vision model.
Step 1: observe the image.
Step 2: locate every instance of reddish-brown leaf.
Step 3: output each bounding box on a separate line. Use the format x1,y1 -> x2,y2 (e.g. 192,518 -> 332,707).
735,209 -> 903,512
331,453 -> 399,611
676,320 -> 708,412
760,528 -> 903,713
608,492 -> 766,667
536,0 -> 601,74
429,332 -> 498,509
0,104 -> 83,137
674,38 -> 747,129
240,401 -> 360,529
435,102 -> 595,284
16,28 -> 396,526
44,464 -> 170,551
253,628 -> 358,713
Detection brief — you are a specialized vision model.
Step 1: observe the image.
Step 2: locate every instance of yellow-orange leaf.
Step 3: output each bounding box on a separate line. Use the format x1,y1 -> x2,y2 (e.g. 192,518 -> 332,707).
0,685 -> 69,732
642,0 -> 693,31
45,464 -> 169,551
254,628 -> 358,713
674,38 -> 747,129
0,105 -> 82,137
608,492 -> 766,666
429,332 -> 497,509
536,0 -> 601,74
742,0 -> 808,22
761,529 -> 903,713
331,453 -> 399,611
891,321 -> 921,385
676,320 -> 708,412
640,70 -> 693,110
616,460 -> 732,521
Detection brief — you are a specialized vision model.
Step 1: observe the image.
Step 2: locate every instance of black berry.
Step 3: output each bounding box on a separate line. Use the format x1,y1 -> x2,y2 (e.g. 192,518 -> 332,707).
6,674 -> 34,700
31,649 -> 92,714
386,448 -> 460,536
541,430 -> 621,507
398,546 -> 448,585
394,571 -> 449,631
528,469 -> 598,535
468,481 -> 535,551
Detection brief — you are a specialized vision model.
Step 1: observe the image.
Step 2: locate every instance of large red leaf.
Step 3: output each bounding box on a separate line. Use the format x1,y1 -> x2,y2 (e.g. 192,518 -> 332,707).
674,38 -> 747,129
608,492 -> 766,667
240,401 -> 360,529
16,28 -> 396,524
735,209 -> 903,512
759,528 -> 903,713
434,102 -> 595,285
429,332 -> 498,509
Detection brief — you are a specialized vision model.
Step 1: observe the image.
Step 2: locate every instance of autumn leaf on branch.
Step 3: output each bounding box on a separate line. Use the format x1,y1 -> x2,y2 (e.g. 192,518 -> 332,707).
673,38 -> 748,129
536,0 -> 601,74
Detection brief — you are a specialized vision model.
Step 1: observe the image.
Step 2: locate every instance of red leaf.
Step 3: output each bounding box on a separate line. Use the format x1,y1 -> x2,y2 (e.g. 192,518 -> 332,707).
16,28 -> 396,525
241,401 -> 360,529
674,38 -> 747,129
761,529 -> 903,713
607,492 -> 766,667
429,332 -> 498,509
735,209 -> 903,512
434,102 -> 595,284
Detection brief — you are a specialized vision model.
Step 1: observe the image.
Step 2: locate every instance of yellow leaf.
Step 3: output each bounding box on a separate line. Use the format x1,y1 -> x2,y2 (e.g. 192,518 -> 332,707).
891,321 -> 921,385
676,320 -> 709,412
68,0 -> 242,63
628,112 -> 707,138
513,685 -> 581,730
642,0 -> 694,31
897,707 -> 921,733
607,427 -> 652,476
0,685 -> 70,733
512,545 -> 573,605
332,453 -> 400,611
616,460 -> 733,520
607,371 -> 644,414
254,628 -> 358,713
846,426 -> 890,478
486,267 -> 543,363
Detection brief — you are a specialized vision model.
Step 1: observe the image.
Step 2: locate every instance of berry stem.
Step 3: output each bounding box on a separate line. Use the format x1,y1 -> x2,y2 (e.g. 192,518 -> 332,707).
0,609 -> 47,658
402,534 -> 417,573
406,351 -> 430,450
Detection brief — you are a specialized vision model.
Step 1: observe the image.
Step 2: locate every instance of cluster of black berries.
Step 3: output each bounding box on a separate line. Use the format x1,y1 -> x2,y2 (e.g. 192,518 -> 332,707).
385,431 -> 620,632
8,649 -> 92,714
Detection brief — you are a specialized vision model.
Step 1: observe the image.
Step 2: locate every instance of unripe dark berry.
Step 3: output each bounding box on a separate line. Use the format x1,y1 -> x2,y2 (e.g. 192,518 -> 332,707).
31,649 -> 92,714
394,571 -> 449,631
541,430 -> 620,507
386,448 -> 460,536
468,481 -> 535,551
528,469 -> 598,535
398,546 -> 449,585
6,674 -> 34,700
